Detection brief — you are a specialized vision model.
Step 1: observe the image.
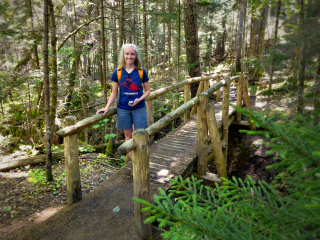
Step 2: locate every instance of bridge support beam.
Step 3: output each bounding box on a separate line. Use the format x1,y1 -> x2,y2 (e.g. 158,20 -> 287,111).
206,103 -> 227,179
132,129 -> 151,240
216,72 -> 221,102
222,78 -> 231,165
236,75 -> 244,122
63,116 -> 82,206
146,99 -> 154,145
184,84 -> 191,122
197,93 -> 209,175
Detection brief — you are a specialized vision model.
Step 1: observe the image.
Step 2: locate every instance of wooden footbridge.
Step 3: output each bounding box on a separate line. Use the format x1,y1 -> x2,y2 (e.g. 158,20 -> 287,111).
11,74 -> 253,240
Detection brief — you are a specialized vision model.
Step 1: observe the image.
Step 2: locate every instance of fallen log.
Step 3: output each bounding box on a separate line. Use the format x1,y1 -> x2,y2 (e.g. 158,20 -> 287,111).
0,152 -> 64,172
0,143 -> 113,172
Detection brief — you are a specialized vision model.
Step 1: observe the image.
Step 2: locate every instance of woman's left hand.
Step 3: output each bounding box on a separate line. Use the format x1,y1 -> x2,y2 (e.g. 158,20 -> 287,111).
128,98 -> 140,107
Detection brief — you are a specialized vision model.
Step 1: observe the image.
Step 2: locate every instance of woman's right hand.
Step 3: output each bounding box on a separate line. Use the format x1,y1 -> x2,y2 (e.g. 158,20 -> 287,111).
96,107 -> 109,115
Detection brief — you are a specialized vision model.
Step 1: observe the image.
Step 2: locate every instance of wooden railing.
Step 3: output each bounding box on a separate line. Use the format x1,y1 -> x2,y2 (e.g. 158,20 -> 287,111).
56,73 -> 252,239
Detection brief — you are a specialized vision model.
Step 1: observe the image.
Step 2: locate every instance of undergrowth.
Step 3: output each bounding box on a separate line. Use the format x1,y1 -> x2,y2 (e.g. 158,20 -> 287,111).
134,107 -> 320,240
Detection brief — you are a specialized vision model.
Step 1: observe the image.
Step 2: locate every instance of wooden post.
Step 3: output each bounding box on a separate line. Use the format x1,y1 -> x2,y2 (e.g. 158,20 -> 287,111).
146,99 -> 154,144
204,79 -> 210,91
216,73 -> 221,102
242,79 -> 256,130
132,129 -> 151,240
197,93 -> 208,175
190,81 -> 204,116
245,73 -> 249,85
206,102 -> 227,179
236,75 -> 243,123
222,78 -> 230,165
184,84 -> 191,122
63,116 -> 82,206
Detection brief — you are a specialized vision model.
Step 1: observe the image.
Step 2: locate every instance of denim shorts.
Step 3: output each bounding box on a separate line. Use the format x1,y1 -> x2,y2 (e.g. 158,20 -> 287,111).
116,106 -> 148,130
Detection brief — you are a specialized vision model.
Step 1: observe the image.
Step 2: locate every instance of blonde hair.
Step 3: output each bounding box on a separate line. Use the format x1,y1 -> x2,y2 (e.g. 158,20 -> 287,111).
118,44 -> 142,69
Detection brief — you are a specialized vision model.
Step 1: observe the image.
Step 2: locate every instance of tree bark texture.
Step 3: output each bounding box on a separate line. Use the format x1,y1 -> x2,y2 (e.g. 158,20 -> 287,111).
206,103 -> 227,179
64,116 -> 82,206
249,0 -> 259,57
235,0 -> 246,72
65,46 -> 83,109
297,0 -> 307,114
236,75 -> 244,122
143,0 -> 148,69
119,0 -> 124,47
100,0 -> 108,105
48,0 -> 58,136
43,0 -> 53,182
256,1 -> 270,60
183,0 -> 201,98
28,0 -> 40,69
222,78 -> 231,163
197,93 -> 208,175
163,0 -> 166,70
132,129 -> 151,239
269,0 -> 282,90
314,54 -> 320,126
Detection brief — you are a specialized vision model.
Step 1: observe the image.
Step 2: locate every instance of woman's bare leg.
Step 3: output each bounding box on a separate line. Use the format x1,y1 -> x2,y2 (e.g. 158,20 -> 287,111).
124,129 -> 134,160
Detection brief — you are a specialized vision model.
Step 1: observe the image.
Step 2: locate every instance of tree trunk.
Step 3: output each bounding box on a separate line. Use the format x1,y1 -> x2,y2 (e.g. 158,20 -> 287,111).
241,0 -> 247,73
100,0 -> 107,105
183,0 -> 201,98
235,0 -> 246,72
314,54 -> 320,126
249,0 -> 259,57
65,48 -> 82,110
112,2 -> 118,69
28,0 -> 40,69
269,0 -> 281,90
143,0 -> 148,69
119,0 -> 124,47
48,0 -> 58,138
163,0 -> 166,70
43,0 -> 53,182
168,0 -> 172,70
256,1 -> 270,60
177,0 -> 181,81
297,0 -> 307,114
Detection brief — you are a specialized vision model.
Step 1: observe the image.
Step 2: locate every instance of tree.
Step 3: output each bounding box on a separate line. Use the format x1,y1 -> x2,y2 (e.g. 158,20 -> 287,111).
183,0 -> 201,98
314,54 -> 320,126
43,0 -> 53,182
256,0 -> 270,61
48,0 -> 58,139
100,0 -> 107,105
143,0 -> 148,70
119,0 -> 124,47
235,0 -> 246,72
269,0 -> 282,90
249,0 -> 260,57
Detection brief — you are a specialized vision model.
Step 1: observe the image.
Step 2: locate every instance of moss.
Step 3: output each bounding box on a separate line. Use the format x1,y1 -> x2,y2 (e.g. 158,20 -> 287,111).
105,140 -> 113,157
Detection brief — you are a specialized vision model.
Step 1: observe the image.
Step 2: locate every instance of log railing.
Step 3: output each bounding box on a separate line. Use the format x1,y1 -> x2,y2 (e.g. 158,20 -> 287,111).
55,73 -> 253,239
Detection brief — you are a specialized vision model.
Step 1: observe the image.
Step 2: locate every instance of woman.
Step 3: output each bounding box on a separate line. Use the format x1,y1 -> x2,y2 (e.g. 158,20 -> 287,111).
96,44 -> 151,158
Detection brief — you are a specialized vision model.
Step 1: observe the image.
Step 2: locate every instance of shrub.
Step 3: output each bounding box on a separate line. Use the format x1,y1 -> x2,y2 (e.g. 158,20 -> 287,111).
134,108 -> 320,239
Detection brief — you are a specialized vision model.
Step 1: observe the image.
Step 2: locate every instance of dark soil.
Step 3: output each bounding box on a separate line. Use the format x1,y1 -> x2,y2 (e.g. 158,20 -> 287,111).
226,125 -> 276,183
0,153 -> 118,239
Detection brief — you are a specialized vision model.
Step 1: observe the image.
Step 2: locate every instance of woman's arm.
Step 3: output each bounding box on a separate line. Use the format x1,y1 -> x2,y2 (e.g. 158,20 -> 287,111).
96,82 -> 119,114
129,81 -> 151,106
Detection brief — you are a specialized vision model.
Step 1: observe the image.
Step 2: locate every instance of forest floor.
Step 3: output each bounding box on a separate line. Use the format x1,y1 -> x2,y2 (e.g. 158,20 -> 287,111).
0,80 -> 307,239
